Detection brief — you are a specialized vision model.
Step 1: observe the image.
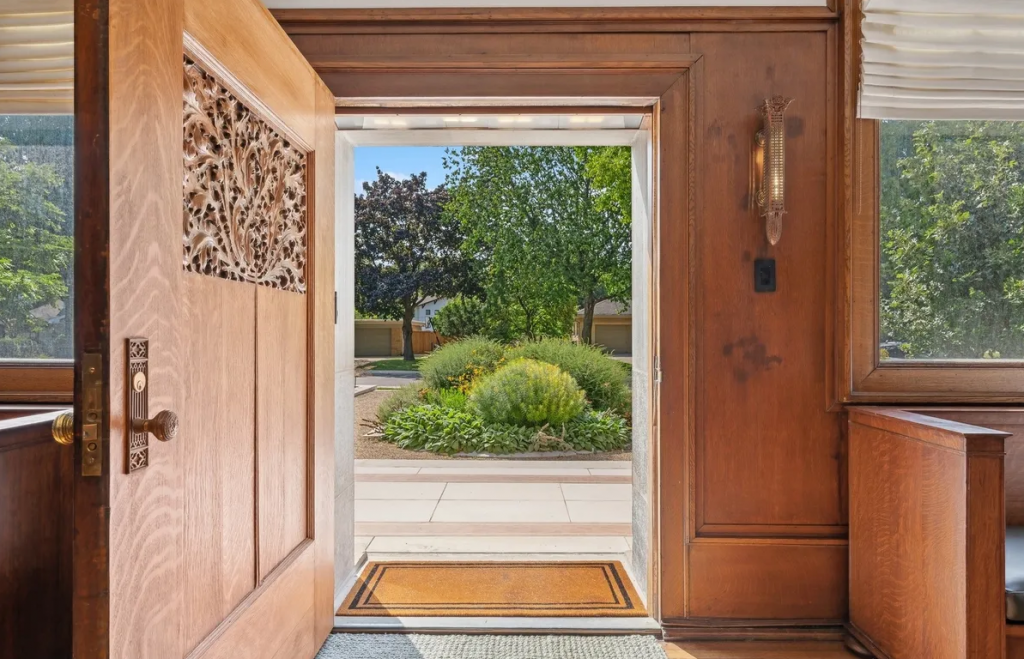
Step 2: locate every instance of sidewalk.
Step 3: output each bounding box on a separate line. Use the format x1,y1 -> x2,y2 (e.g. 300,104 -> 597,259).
354,459 -> 633,560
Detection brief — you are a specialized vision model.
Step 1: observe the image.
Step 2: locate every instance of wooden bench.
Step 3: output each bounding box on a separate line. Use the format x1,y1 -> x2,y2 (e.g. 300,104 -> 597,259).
847,407 -> 1024,659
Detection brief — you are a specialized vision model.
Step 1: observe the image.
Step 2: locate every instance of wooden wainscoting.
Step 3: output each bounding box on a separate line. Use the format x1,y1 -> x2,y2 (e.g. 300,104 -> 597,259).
847,407 -> 1009,659
0,407 -> 72,659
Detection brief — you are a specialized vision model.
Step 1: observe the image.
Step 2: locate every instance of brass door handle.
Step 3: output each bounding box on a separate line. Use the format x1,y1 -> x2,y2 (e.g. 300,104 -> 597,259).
53,411 -> 74,446
133,410 -> 179,443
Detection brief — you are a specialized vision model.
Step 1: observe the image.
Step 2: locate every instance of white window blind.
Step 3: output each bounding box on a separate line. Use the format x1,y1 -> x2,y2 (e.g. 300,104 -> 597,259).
0,1 -> 73,115
860,0 -> 1024,120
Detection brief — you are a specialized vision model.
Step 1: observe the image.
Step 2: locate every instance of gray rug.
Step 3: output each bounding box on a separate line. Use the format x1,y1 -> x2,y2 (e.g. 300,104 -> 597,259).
316,634 -> 667,659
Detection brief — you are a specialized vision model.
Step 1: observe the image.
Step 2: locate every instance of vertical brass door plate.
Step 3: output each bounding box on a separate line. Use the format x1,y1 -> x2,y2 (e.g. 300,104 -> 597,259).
127,338 -> 149,473
81,352 -> 103,477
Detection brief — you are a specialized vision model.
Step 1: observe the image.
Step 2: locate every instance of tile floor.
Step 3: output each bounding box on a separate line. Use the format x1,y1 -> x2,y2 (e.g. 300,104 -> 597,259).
354,459 -> 633,561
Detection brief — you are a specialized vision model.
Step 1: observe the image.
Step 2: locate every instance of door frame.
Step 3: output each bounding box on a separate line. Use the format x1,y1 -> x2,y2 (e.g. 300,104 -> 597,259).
322,53 -> 698,624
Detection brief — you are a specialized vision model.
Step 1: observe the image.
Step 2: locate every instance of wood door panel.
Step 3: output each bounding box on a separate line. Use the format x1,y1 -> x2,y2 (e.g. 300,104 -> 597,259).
184,0 -> 319,146
192,544 -> 315,659
183,276 -> 257,654
107,0 -> 187,656
691,32 -> 841,528
256,287 -> 309,580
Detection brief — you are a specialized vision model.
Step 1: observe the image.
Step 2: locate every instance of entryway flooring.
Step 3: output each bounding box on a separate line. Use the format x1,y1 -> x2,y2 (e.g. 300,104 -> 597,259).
354,459 -> 633,560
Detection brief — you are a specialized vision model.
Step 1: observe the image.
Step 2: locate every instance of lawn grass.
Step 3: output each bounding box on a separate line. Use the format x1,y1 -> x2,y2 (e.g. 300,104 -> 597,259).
367,358 -> 421,372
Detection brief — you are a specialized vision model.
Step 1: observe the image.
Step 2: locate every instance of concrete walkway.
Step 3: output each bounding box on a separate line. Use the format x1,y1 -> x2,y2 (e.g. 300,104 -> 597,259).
354,459 -> 632,561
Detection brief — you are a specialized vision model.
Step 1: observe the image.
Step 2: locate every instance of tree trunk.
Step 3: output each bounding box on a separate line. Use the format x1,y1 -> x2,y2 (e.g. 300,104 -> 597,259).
581,294 -> 597,345
402,305 -> 416,361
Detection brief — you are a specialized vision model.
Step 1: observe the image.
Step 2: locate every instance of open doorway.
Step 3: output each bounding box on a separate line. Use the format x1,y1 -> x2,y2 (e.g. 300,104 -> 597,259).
333,112 -> 658,629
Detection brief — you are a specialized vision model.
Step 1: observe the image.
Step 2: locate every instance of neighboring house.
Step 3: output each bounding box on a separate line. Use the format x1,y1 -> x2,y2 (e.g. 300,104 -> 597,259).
354,318 -> 429,357
575,300 -> 631,355
414,297 -> 449,330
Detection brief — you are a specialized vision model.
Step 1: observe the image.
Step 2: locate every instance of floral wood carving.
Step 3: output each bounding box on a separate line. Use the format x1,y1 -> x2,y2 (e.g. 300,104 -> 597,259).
182,56 -> 307,293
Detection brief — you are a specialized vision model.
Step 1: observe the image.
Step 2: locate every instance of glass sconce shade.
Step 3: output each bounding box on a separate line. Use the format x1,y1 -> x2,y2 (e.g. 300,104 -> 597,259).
755,96 -> 793,246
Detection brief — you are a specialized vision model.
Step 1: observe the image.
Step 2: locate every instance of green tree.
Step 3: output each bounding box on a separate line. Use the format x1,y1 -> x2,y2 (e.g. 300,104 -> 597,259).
0,136 -> 73,358
355,169 -> 471,360
880,120 -> 1024,359
445,146 -> 631,343
430,296 -> 489,339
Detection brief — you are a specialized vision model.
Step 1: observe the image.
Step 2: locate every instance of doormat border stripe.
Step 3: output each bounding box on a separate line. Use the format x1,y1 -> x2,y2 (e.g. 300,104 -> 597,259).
338,561 -> 647,618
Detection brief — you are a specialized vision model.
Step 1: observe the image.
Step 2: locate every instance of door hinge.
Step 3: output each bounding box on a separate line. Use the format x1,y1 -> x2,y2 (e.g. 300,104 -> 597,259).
654,354 -> 663,385
334,291 -> 338,325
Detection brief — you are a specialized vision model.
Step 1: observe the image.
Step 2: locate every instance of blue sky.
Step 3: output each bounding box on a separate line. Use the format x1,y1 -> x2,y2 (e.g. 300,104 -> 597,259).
355,146 -> 450,192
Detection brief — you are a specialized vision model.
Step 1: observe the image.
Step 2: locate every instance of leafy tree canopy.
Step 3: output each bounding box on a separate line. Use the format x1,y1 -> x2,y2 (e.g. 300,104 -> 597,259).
444,146 -> 631,343
0,132 -> 73,359
355,168 -> 472,359
880,120 -> 1024,359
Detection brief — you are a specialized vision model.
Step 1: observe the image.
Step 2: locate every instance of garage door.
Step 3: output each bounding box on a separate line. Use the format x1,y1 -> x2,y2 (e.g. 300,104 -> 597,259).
594,324 -> 631,355
355,327 -> 392,357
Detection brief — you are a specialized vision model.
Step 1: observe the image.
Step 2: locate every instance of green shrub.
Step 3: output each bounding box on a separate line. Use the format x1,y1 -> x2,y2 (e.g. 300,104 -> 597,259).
507,339 -> 631,414
430,296 -> 489,339
420,336 -> 506,392
375,383 -> 424,426
423,388 -> 469,411
470,359 -> 586,426
559,410 -> 631,452
383,404 -> 535,455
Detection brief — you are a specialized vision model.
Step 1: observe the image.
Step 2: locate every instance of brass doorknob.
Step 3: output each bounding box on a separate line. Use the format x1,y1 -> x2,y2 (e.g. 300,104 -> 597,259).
134,410 -> 179,442
52,411 -> 74,446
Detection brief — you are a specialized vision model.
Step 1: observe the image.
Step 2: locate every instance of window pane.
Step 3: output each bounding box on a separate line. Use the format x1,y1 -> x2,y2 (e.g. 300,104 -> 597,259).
0,115 -> 74,360
879,120 -> 1024,361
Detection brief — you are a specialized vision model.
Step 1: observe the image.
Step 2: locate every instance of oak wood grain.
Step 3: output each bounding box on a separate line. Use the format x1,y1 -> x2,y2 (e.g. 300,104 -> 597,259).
105,1 -> 187,658
257,286 -> 309,581
848,408 -> 1008,659
182,276 -> 256,655
662,640 -> 855,658
0,412 -> 72,659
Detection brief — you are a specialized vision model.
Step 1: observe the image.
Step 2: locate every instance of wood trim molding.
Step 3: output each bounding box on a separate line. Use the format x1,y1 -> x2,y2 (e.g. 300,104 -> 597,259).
0,364 -> 74,404
272,6 -> 840,35
662,618 -> 846,643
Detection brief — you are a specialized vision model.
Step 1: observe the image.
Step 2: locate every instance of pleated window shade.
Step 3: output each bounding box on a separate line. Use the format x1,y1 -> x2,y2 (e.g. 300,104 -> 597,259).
0,1 -> 73,115
860,0 -> 1024,121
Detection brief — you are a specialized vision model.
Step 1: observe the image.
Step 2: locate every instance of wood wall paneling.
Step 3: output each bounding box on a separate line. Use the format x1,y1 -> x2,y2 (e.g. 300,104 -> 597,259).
182,277 -> 256,655
0,412 -> 72,659
256,286 -> 310,581
847,408 -> 1008,659
691,31 -> 841,533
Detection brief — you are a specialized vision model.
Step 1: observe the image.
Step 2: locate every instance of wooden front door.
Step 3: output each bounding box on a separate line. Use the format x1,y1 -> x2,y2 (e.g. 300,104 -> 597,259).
74,1 -> 336,657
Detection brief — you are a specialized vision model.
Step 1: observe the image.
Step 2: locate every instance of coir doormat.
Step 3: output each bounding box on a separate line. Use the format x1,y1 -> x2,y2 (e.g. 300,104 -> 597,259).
338,561 -> 647,617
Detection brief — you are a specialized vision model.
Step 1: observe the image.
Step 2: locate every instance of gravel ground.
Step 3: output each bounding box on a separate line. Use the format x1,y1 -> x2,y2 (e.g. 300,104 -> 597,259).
354,388 -> 633,462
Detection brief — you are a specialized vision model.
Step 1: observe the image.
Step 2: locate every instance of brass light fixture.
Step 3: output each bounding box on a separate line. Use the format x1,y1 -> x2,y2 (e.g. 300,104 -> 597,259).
755,96 -> 793,246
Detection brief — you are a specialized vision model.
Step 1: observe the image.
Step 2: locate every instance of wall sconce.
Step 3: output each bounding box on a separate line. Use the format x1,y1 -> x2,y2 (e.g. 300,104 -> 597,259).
755,96 -> 793,246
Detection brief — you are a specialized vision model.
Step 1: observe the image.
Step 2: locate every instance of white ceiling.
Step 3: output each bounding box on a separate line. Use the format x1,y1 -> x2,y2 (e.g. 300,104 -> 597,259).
266,1 -> 825,8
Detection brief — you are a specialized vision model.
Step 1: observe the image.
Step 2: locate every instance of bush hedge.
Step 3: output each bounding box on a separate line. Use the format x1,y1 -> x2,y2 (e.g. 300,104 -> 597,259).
375,382 -> 424,426
470,359 -> 586,426
420,336 -> 506,392
506,339 -> 631,415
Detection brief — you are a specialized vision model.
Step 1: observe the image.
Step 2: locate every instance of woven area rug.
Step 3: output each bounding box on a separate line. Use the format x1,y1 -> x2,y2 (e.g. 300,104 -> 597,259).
316,634 -> 667,659
338,561 -> 646,617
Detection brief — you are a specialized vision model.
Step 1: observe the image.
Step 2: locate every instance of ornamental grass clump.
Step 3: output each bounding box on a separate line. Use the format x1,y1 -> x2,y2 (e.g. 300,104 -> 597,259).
469,358 -> 586,427
506,338 -> 631,415
420,336 -> 506,392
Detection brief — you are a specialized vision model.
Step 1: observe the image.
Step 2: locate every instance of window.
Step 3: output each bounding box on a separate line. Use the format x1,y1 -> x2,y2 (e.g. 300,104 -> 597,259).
878,120 -> 1024,362
849,119 -> 1024,403
0,115 -> 74,402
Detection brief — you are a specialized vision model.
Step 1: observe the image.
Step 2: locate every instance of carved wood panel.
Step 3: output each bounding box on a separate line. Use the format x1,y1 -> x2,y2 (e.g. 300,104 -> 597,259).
182,56 -> 308,293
